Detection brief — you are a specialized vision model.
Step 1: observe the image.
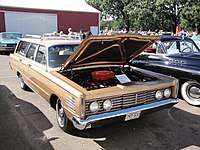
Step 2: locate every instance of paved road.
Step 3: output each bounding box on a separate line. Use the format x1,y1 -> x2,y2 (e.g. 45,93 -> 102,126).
0,54 -> 200,150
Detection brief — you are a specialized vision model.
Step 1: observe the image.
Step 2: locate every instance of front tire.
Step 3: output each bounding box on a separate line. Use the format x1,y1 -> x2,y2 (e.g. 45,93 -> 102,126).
181,81 -> 200,106
56,98 -> 74,132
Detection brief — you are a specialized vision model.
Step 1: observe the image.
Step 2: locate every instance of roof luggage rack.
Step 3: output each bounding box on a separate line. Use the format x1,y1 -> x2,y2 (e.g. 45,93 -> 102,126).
26,32 -> 81,40
25,34 -> 41,39
42,32 -> 81,40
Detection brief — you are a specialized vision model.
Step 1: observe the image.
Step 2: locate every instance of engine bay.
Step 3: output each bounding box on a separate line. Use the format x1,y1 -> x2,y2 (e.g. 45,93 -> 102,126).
60,66 -> 157,91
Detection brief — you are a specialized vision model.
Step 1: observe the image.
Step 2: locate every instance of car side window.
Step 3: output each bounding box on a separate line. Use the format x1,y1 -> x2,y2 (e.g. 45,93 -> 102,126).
35,46 -> 46,65
180,41 -> 198,52
16,41 -> 30,56
163,41 -> 179,54
156,44 -> 164,54
26,43 -> 37,60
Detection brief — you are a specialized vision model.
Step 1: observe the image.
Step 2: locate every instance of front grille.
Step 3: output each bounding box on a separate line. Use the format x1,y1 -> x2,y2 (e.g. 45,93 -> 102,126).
85,90 -> 157,115
7,44 -> 16,48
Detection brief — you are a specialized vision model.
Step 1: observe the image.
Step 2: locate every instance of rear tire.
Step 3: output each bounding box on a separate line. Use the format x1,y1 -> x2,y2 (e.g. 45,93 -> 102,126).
56,98 -> 74,132
19,74 -> 29,91
181,81 -> 200,106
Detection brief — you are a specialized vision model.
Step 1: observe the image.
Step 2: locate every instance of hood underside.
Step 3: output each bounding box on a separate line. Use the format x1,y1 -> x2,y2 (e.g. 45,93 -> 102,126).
61,34 -> 160,71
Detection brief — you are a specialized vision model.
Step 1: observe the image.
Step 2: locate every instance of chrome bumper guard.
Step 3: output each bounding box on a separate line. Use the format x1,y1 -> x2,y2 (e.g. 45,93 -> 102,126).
72,99 -> 179,130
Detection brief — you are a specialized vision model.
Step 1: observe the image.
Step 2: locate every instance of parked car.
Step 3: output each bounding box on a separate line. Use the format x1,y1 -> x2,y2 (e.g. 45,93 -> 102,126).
0,32 -> 22,54
9,34 -> 179,132
132,36 -> 200,106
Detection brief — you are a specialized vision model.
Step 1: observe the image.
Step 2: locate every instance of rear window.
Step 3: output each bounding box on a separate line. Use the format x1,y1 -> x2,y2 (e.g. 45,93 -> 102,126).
16,41 -> 30,56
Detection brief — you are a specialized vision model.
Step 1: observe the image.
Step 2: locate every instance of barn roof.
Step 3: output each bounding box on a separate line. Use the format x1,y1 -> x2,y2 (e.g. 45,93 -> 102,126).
0,0 -> 100,13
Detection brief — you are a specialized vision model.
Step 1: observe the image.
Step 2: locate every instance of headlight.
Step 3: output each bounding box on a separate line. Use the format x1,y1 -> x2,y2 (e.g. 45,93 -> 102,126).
89,101 -> 99,113
155,90 -> 163,100
103,99 -> 112,111
164,88 -> 171,98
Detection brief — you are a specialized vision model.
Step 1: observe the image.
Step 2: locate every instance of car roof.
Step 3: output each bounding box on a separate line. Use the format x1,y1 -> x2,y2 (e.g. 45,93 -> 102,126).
160,36 -> 192,42
19,37 -> 81,47
0,32 -> 22,34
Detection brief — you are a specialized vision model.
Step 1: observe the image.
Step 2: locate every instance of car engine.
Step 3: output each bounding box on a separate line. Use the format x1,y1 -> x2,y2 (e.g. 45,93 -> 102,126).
60,66 -> 157,91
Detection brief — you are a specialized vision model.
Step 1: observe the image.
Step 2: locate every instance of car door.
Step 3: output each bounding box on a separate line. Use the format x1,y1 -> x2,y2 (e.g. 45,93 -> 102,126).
133,42 -> 171,74
27,45 -> 51,100
21,43 -> 38,88
138,43 -> 165,61
9,41 -> 30,81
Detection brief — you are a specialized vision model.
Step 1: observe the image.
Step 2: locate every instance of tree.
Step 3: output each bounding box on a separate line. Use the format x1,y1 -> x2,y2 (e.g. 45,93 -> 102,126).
155,0 -> 188,33
180,0 -> 200,33
86,0 -> 199,33
87,0 -> 139,32
130,0 -> 171,31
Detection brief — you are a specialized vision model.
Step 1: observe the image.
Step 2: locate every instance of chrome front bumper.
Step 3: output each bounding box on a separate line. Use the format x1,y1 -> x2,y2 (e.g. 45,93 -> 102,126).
72,99 -> 179,130
0,47 -> 15,52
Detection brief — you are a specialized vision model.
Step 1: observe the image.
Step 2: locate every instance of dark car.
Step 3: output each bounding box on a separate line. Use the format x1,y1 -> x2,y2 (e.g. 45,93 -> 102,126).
132,36 -> 200,106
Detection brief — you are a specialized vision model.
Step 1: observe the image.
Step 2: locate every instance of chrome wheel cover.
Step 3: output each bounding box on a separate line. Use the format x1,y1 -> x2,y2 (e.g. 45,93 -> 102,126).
188,85 -> 200,100
56,100 -> 65,128
186,83 -> 200,101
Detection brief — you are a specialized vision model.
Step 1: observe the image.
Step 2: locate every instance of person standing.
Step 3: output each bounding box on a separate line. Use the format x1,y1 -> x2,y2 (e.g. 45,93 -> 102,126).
79,29 -> 86,40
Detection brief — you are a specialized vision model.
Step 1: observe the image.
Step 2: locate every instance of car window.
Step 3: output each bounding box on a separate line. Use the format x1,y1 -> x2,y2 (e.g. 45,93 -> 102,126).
26,43 -> 37,60
48,44 -> 78,68
156,44 -> 164,54
194,41 -> 200,49
16,41 -> 30,56
35,46 -> 46,65
180,41 -> 199,52
191,36 -> 200,49
165,41 -> 179,54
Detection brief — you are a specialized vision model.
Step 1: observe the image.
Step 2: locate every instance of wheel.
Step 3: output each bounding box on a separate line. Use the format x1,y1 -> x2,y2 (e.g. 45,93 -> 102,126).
56,98 -> 74,132
19,74 -> 29,90
181,81 -> 200,105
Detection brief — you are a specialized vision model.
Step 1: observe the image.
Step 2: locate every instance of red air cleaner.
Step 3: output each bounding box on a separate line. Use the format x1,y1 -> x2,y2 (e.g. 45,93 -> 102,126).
92,70 -> 115,81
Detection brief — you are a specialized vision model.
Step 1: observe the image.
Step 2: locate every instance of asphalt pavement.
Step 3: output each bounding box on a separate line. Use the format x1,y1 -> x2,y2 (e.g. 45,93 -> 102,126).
0,54 -> 200,150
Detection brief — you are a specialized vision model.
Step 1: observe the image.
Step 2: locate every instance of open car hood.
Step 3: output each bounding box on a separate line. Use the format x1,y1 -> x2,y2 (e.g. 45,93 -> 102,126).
60,34 -> 160,71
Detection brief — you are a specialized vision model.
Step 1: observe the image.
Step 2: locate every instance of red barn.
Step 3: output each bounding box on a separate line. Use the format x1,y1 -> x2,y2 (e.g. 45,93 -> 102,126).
0,0 -> 100,35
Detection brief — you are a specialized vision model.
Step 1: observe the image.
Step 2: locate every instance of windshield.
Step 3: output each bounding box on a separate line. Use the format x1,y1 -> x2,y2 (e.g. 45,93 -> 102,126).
0,33 -> 22,39
48,44 -> 78,68
163,40 -> 200,54
192,36 -> 200,49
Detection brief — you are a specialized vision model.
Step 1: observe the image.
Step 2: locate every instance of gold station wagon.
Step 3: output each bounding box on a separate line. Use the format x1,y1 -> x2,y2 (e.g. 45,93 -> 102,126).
9,34 -> 179,132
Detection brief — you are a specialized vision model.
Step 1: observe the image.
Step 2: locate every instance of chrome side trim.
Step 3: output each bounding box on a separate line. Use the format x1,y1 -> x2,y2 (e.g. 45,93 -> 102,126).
72,99 -> 179,130
66,96 -> 76,112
